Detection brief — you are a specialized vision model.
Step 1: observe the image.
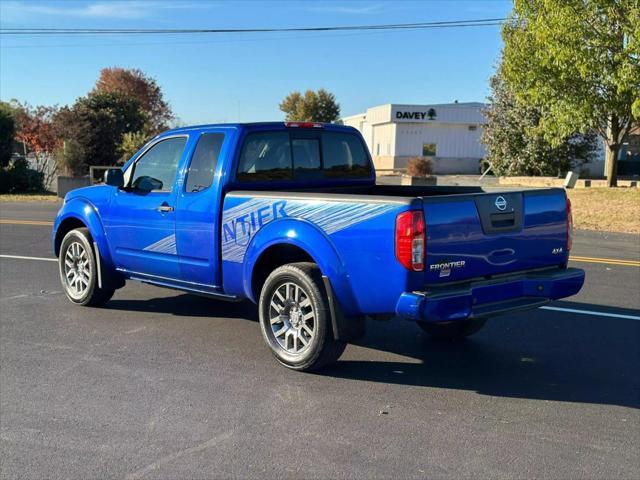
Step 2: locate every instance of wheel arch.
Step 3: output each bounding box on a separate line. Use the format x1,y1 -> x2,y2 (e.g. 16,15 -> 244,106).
241,218 -> 360,316
54,217 -> 87,256
52,198 -> 116,275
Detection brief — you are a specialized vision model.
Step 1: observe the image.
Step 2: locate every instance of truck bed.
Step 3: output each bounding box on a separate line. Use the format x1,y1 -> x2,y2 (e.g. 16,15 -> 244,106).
225,185 -> 570,286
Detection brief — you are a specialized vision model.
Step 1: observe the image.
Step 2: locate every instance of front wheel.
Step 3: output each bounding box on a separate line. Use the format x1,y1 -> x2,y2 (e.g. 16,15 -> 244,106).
59,228 -> 114,307
417,318 -> 487,340
258,262 -> 346,371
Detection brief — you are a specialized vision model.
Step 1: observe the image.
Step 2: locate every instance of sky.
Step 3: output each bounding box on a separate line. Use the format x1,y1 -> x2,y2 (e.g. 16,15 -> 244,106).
0,0 -> 512,125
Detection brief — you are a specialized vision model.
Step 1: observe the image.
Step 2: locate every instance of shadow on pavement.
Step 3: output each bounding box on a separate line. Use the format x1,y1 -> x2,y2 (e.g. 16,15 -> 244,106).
324,300 -> 640,409
107,293 -> 259,321
105,293 -> 639,409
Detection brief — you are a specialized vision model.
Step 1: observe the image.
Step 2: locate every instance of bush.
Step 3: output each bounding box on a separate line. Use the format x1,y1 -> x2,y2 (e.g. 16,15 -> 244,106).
0,168 -> 10,193
406,157 -> 433,177
0,158 -> 45,193
55,139 -> 86,176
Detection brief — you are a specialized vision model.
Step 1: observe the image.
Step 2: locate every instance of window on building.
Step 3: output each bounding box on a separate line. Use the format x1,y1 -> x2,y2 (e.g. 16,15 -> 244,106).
422,143 -> 437,157
185,133 -> 225,193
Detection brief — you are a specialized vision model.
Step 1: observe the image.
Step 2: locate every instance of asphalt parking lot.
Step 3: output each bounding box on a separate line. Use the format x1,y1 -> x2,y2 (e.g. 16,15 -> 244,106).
1,201 -> 639,479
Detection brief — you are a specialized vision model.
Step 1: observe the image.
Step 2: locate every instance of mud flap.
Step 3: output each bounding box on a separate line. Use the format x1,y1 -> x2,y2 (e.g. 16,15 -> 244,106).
322,275 -> 365,341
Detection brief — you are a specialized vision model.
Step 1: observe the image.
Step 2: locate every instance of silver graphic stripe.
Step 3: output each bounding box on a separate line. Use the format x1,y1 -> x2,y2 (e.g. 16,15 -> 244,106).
143,234 -> 177,255
221,198 -> 397,263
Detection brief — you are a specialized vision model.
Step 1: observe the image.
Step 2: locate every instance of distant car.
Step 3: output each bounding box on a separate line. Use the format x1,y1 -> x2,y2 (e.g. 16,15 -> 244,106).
52,122 -> 585,370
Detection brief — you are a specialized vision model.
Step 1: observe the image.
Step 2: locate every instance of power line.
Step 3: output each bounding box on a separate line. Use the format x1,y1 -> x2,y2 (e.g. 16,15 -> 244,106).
3,24 -> 502,50
2,26 -> 482,49
0,18 -> 506,36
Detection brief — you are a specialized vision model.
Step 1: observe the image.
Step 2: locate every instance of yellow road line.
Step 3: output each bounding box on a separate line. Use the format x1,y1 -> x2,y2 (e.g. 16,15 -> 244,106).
569,255 -> 639,267
0,219 -> 53,226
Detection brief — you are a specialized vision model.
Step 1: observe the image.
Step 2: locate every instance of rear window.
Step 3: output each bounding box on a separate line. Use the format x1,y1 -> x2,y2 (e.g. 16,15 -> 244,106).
237,132 -> 292,181
237,131 -> 371,182
321,132 -> 370,178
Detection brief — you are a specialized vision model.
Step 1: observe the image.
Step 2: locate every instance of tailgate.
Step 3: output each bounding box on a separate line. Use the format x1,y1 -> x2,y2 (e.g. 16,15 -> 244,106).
422,189 -> 569,284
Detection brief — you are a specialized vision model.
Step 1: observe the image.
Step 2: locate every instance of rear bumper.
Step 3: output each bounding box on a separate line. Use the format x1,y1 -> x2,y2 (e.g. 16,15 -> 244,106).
395,267 -> 585,323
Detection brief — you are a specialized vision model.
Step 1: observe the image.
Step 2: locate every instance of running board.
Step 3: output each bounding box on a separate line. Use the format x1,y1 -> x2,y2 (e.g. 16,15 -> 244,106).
127,274 -> 240,302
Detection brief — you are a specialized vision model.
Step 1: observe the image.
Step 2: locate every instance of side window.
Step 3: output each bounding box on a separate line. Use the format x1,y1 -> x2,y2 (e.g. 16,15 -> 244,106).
321,133 -> 371,178
130,137 -> 187,191
185,133 -> 225,192
237,132 -> 292,181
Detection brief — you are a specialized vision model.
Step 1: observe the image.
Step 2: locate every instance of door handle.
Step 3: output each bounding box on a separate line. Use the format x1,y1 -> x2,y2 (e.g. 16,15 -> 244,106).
157,204 -> 174,213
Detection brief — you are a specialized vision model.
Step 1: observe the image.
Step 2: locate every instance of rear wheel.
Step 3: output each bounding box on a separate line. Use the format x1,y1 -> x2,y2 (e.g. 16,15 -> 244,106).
59,228 -> 114,307
258,262 -> 346,371
417,318 -> 487,340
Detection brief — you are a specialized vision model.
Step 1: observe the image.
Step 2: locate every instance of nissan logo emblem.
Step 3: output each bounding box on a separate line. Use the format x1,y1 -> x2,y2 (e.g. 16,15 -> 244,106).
495,196 -> 507,211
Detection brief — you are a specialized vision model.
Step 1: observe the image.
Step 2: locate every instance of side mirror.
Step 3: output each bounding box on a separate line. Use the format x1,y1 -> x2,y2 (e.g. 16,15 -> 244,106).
104,168 -> 124,188
135,176 -> 163,192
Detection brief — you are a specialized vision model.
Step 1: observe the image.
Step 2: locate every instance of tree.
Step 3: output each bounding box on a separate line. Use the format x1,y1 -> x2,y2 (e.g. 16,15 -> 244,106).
119,130 -> 148,162
481,69 -> 598,176
13,103 -> 60,188
55,92 -> 147,171
93,67 -> 173,135
0,102 -> 16,168
502,0 -> 640,186
279,89 -> 341,123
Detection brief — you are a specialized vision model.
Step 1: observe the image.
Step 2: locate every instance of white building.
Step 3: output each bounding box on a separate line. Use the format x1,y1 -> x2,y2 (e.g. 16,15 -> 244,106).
342,102 -> 487,174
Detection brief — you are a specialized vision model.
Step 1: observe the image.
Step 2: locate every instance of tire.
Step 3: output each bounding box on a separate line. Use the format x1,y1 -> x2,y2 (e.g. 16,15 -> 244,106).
258,262 -> 346,371
417,318 -> 487,341
58,228 -> 115,307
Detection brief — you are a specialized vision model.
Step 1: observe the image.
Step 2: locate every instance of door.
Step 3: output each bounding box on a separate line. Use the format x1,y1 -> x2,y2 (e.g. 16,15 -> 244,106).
175,132 -> 226,290
103,135 -> 188,280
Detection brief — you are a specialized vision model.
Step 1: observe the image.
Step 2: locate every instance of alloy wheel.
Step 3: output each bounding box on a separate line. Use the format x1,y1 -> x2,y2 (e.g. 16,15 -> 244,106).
269,282 -> 315,354
63,241 -> 91,299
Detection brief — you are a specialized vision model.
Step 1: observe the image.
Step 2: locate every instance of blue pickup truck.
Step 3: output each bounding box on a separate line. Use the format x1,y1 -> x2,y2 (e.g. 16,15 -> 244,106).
52,122 -> 585,370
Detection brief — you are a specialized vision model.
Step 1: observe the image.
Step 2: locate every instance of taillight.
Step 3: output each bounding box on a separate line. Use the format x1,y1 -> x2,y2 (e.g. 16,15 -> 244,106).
395,210 -> 425,271
566,196 -> 573,252
284,122 -> 324,129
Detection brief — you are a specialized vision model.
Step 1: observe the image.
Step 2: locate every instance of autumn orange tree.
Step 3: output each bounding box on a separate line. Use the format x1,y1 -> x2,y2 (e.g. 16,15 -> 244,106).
13,103 -> 60,188
93,67 -> 173,135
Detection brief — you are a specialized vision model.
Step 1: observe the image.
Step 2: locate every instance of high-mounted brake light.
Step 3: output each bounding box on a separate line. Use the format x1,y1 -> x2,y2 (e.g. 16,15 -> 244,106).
566,196 -> 573,252
395,210 -> 425,271
284,122 -> 324,129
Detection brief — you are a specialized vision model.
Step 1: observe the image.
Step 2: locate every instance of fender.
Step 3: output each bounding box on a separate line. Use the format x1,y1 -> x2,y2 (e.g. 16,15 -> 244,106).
52,196 -> 116,278
241,217 -> 361,316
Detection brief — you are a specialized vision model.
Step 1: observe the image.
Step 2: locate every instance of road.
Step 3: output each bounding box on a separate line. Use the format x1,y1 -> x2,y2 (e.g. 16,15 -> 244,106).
1,201 -> 639,479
